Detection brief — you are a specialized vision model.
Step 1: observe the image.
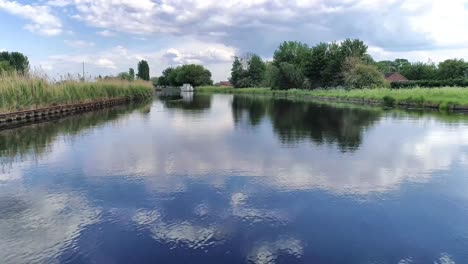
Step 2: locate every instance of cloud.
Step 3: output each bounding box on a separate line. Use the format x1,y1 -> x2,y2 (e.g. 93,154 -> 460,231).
96,30 -> 116,37
39,41 -> 236,81
46,0 -> 72,7
64,39 -> 95,48
0,0 -> 62,36
55,0 -> 467,55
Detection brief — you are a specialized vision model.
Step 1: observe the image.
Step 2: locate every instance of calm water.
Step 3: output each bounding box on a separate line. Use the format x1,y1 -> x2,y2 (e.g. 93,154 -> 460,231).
1,93 -> 468,264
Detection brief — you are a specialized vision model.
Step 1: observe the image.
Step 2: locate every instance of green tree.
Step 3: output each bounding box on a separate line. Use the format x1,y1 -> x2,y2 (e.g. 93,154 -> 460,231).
376,60 -> 397,74
303,43 -> 328,87
0,60 -> 13,73
270,62 -> 304,90
247,54 -> 266,87
137,60 -> 150,81
175,64 -> 213,86
117,72 -> 131,80
273,41 -> 310,69
340,39 -> 368,60
322,42 -> 345,86
0,51 -> 29,75
230,56 -> 246,88
438,59 -> 468,79
129,68 -> 135,81
343,57 -> 387,89
394,58 -> 411,72
400,62 -> 437,80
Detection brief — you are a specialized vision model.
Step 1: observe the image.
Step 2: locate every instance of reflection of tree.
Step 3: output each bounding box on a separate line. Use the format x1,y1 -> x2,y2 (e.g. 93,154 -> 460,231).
232,96 -> 381,151
0,102 -> 150,161
163,94 -> 212,112
232,96 -> 266,126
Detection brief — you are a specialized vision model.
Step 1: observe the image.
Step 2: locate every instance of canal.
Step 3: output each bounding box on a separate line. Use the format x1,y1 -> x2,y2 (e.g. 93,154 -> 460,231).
1,93 -> 468,264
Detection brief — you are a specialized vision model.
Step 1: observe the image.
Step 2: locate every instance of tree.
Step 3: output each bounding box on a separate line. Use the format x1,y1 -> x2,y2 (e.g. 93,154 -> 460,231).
129,68 -> 135,81
273,41 -> 310,69
343,57 -> 386,89
340,39 -> 368,60
0,60 -> 13,73
303,43 -> 328,87
400,62 -> 437,80
322,42 -> 345,86
438,59 -> 468,79
394,58 -> 411,72
137,60 -> 150,81
175,64 -> 213,87
0,51 -> 29,75
117,72 -> 131,80
270,62 -> 304,90
376,60 -> 397,74
247,55 -> 266,87
158,68 -> 174,86
230,56 -> 246,88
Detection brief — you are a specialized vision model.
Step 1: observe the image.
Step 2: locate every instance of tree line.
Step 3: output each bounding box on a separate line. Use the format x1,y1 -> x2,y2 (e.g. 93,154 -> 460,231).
230,39 -> 468,89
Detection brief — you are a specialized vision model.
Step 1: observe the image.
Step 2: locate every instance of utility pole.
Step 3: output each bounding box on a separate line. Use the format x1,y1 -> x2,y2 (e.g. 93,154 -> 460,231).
82,62 -> 85,82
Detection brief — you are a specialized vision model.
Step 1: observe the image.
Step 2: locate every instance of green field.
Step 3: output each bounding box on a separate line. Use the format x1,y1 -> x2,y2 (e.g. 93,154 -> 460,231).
0,74 -> 153,113
196,86 -> 468,110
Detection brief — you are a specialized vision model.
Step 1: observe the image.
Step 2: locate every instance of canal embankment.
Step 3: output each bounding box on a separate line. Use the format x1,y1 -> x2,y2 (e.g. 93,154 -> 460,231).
196,86 -> 468,111
0,74 -> 153,127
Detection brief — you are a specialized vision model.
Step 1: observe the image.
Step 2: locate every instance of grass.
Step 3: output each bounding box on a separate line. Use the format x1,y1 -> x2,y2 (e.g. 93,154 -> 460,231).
0,73 -> 153,113
196,86 -> 468,110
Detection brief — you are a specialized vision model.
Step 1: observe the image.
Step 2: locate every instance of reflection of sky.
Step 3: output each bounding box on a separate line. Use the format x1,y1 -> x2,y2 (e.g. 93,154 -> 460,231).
50,95 -> 468,196
1,94 -> 468,263
0,185 -> 100,263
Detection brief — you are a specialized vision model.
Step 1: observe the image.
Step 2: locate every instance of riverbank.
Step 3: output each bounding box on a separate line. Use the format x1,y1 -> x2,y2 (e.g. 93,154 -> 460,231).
0,74 -> 153,113
196,86 -> 468,111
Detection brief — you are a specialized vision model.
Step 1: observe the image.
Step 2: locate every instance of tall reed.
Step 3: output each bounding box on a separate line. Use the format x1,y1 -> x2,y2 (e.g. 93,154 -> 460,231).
0,73 -> 153,113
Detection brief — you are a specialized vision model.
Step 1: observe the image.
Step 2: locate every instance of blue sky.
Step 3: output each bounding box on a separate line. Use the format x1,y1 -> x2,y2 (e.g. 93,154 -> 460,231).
1,0 -> 467,81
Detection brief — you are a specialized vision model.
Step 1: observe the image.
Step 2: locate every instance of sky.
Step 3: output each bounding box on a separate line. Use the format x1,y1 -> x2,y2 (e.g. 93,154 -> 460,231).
0,0 -> 467,82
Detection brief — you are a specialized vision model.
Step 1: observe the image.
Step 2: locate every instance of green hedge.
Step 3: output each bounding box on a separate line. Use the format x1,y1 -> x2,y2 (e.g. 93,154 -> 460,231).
391,78 -> 468,89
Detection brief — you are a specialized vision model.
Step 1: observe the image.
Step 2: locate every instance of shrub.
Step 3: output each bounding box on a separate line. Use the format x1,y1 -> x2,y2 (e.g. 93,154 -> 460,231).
383,96 -> 396,107
343,57 -> 386,89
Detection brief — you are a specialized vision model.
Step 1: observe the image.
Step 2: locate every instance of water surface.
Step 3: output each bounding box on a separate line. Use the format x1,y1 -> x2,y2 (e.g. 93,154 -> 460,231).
1,94 -> 468,264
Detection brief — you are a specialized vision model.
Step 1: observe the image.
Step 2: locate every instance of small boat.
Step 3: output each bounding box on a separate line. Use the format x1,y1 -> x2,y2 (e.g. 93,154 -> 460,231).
181,83 -> 194,92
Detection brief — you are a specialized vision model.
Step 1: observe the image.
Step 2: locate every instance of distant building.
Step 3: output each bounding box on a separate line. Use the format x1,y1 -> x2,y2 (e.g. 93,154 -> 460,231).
385,72 -> 408,82
215,81 -> 232,87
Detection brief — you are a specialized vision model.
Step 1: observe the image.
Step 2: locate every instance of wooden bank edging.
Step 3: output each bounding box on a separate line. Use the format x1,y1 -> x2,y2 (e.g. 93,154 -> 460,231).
0,97 -> 130,125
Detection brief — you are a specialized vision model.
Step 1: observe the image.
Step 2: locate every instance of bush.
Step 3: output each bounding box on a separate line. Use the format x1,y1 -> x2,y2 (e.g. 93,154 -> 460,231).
383,96 -> 396,107
343,58 -> 386,89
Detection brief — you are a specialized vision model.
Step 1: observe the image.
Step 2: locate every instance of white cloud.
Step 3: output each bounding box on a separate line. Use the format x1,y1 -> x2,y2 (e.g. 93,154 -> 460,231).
0,0 -> 62,36
96,30 -> 116,37
369,45 -> 468,63
64,39 -> 95,48
46,0 -> 72,7
39,41 -> 236,81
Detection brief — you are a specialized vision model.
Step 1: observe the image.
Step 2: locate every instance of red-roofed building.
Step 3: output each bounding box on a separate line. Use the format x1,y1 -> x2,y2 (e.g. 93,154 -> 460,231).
216,81 -> 232,87
385,72 -> 408,82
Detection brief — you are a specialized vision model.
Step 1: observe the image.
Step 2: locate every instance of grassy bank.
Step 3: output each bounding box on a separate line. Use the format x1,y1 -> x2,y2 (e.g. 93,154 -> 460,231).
0,74 -> 153,113
196,86 -> 468,110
